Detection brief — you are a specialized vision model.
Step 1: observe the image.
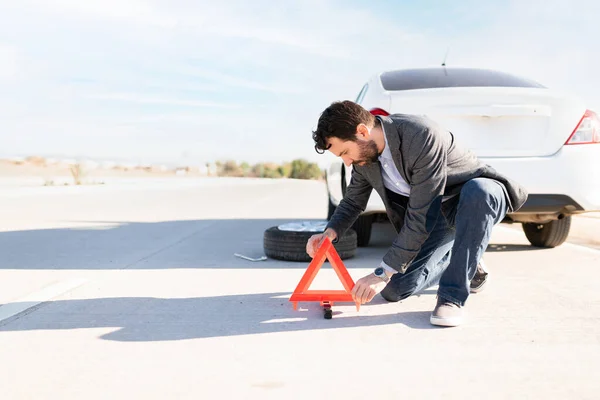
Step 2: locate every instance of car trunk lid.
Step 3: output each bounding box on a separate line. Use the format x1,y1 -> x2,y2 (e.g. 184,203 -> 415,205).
387,87 -> 586,157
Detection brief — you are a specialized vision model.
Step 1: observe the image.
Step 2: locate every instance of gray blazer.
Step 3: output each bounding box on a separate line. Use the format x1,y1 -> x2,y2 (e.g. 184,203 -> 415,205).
326,114 -> 528,273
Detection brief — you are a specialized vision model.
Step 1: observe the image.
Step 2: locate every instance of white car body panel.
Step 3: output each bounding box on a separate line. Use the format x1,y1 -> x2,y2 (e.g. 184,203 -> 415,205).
326,69 -> 600,218
481,145 -> 600,212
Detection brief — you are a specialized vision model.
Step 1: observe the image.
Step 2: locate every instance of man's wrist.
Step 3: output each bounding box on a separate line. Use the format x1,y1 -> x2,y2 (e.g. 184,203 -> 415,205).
373,265 -> 393,283
380,261 -> 397,277
324,228 -> 338,241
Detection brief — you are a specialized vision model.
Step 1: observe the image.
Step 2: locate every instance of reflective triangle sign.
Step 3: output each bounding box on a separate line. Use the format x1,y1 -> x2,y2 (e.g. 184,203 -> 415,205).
289,237 -> 360,311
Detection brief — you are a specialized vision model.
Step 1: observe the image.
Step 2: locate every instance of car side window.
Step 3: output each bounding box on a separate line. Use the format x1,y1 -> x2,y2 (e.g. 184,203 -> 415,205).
355,83 -> 368,104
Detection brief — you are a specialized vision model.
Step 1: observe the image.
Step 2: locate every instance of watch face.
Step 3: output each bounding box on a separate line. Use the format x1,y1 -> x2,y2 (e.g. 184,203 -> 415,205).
374,267 -> 384,276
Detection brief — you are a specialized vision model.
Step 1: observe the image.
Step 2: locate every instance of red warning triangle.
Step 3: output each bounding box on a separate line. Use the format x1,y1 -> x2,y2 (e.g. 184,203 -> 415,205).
289,237 -> 360,311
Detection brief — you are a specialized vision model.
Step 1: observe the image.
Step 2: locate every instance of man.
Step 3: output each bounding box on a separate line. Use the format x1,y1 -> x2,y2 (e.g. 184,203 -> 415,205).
306,100 -> 528,327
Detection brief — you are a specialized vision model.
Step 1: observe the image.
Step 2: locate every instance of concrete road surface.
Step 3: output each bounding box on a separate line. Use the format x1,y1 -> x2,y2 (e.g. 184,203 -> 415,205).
0,178 -> 599,399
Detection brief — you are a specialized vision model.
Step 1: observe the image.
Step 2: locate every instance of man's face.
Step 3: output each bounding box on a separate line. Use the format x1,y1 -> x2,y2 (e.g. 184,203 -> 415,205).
327,136 -> 379,167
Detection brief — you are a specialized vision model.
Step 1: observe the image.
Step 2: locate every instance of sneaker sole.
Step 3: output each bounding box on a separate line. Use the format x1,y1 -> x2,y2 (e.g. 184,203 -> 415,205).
430,315 -> 462,327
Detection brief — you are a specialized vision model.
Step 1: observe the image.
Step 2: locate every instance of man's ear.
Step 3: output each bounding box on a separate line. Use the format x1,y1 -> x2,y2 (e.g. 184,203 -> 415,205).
356,123 -> 369,139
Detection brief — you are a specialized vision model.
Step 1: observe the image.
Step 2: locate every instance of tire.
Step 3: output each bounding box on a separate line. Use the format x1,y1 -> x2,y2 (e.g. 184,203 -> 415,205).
263,226 -> 357,262
352,215 -> 373,247
522,216 -> 572,248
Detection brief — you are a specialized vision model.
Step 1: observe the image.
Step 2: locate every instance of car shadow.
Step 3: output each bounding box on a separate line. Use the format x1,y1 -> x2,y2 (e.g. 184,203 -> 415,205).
0,218 -> 542,270
0,292 -> 439,341
486,243 -> 544,252
0,218 -> 362,270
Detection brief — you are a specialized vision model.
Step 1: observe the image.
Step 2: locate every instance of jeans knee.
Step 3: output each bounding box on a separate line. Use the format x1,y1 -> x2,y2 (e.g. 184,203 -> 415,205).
380,286 -> 400,302
380,283 -> 416,303
460,179 -> 500,210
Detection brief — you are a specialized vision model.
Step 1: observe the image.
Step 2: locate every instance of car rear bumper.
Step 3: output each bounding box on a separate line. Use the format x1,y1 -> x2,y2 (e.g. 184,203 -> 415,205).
482,144 -> 600,213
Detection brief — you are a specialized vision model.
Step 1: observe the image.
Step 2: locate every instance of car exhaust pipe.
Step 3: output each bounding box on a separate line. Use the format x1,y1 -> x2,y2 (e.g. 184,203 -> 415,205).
510,213 -> 568,224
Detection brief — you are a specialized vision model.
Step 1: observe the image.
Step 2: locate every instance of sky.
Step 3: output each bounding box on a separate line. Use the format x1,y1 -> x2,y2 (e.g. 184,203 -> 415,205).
0,0 -> 599,167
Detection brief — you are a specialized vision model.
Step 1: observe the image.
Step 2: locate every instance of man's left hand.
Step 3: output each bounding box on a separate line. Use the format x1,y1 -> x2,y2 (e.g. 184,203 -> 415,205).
351,273 -> 388,304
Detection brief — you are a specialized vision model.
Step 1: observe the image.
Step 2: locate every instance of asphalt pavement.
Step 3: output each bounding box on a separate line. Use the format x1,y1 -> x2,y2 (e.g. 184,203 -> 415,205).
0,178 -> 599,399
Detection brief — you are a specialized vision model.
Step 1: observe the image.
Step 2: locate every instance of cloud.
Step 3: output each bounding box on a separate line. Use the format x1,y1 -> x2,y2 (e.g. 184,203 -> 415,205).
436,0 -> 600,109
88,92 -> 241,109
26,0 -> 177,27
0,0 -> 598,166
168,65 -> 308,94
0,44 -> 17,80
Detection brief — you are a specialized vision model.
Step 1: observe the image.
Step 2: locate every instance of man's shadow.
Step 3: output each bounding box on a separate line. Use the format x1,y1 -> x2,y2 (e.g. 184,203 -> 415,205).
0,292 -> 437,342
0,220 -> 542,342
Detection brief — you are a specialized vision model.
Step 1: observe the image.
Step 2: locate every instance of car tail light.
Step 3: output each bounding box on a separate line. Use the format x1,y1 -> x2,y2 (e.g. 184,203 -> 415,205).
565,110 -> 600,145
370,108 -> 389,116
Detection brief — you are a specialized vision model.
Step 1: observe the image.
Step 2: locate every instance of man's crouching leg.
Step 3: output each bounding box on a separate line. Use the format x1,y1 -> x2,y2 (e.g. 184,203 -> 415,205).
432,178 -> 509,327
381,251 -> 451,302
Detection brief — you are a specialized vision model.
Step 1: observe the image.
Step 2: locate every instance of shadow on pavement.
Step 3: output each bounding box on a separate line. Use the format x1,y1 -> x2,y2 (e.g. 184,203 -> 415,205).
0,218 -> 539,270
0,218 -> 356,270
0,292 -> 438,341
486,243 -> 543,252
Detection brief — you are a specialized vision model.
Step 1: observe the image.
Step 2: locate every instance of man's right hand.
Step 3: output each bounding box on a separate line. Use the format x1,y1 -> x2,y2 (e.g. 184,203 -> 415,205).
306,228 -> 338,258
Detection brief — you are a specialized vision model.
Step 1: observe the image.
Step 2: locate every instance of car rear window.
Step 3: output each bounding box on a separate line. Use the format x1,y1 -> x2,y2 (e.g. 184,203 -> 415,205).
380,68 -> 546,91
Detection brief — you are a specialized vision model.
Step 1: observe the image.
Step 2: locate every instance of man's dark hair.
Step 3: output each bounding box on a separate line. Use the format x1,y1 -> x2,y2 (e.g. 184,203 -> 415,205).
312,100 -> 376,154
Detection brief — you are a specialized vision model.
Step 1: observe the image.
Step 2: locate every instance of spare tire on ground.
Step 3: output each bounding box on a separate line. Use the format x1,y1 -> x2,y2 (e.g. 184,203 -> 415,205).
263,221 -> 357,262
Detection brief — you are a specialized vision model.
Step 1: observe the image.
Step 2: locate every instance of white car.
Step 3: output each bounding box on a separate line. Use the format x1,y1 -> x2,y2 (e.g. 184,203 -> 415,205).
325,67 -> 600,248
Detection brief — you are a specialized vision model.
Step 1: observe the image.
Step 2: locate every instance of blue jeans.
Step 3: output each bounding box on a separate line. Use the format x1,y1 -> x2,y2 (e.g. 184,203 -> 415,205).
380,178 -> 508,306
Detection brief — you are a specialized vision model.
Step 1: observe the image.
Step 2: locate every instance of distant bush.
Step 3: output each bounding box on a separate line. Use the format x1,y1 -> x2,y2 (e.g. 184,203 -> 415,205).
278,162 -> 292,178
289,159 -> 323,180
217,159 -> 323,180
221,160 -> 245,177
26,156 -> 47,166
69,163 -> 87,185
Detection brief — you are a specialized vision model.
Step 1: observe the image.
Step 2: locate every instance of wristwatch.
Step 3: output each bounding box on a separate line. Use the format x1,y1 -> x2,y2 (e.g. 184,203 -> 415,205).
374,267 -> 390,283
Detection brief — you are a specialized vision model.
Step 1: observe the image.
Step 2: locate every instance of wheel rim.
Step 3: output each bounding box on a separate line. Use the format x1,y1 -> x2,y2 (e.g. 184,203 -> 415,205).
277,221 -> 328,232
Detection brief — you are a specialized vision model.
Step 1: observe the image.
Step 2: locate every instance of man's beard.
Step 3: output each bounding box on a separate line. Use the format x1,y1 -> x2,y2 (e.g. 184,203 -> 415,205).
353,139 -> 379,166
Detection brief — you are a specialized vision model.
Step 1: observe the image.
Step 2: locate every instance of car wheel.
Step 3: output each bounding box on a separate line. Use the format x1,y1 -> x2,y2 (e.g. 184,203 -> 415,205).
522,216 -> 572,248
263,222 -> 357,262
352,215 -> 373,247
